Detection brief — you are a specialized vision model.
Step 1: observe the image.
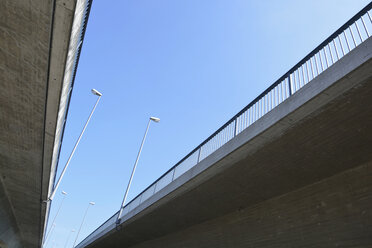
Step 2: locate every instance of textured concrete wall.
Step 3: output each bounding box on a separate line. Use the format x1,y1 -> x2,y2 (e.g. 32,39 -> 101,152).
0,178 -> 21,248
132,160 -> 372,248
0,0 -> 82,246
0,1 -> 53,246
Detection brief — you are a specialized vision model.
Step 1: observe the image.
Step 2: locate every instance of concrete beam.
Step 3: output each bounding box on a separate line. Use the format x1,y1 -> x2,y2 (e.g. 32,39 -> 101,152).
0,176 -> 22,247
132,160 -> 372,248
0,0 -> 91,246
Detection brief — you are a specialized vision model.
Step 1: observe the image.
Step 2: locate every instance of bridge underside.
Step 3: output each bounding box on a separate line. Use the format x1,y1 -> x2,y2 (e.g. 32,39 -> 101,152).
84,38 -> 372,247
0,0 -> 88,247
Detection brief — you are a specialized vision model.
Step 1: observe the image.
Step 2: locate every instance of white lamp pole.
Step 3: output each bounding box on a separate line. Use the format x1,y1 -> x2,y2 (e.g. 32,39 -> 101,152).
49,89 -> 102,201
43,191 -> 68,246
64,229 -> 75,248
73,202 -> 95,247
116,117 -> 160,225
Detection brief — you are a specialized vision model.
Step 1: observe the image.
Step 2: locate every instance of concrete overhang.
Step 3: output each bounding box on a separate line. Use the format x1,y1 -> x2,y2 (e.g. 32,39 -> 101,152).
0,0 -> 93,247
78,36 -> 372,247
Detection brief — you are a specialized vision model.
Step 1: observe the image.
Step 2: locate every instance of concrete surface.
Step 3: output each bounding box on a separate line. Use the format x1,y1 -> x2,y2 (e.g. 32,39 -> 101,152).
0,179 -> 22,247
0,0 -> 89,247
80,37 -> 372,247
132,160 -> 372,248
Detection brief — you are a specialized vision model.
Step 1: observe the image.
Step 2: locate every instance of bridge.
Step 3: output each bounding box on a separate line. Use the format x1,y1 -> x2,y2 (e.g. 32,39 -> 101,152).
0,0 -> 92,247
77,3 -> 372,248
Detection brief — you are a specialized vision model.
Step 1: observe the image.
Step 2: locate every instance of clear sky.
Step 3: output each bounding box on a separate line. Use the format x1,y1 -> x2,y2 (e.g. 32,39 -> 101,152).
45,1 -> 371,247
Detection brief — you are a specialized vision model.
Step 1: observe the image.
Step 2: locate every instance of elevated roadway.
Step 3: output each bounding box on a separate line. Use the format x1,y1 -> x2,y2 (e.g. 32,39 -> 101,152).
0,0 -> 92,247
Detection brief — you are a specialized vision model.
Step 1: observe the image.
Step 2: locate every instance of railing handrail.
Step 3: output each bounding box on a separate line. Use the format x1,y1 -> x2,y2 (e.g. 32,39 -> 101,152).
77,2 -> 372,247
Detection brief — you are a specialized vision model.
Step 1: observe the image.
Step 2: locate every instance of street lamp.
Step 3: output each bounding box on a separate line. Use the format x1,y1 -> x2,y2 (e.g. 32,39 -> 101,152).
43,191 -> 68,247
48,89 -> 102,201
116,116 -> 160,225
73,202 -> 95,247
64,229 -> 75,248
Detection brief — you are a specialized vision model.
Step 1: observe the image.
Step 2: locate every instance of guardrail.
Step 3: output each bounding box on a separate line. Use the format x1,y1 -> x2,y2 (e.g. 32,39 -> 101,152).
77,3 -> 372,247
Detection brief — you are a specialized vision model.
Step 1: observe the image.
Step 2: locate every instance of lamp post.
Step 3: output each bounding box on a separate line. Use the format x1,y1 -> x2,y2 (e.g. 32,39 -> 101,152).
73,202 -> 95,247
116,117 -> 160,225
43,191 -> 68,246
64,229 -> 75,248
48,89 -> 102,201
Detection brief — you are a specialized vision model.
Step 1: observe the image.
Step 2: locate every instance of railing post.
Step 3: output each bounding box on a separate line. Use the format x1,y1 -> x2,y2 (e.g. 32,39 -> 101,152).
288,74 -> 292,96
197,147 -> 202,163
234,118 -> 238,136
171,168 -> 176,181
153,183 -> 157,194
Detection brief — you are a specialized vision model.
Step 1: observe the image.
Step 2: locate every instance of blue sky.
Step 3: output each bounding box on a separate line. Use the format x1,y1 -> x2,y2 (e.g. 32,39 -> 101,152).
45,1 -> 371,247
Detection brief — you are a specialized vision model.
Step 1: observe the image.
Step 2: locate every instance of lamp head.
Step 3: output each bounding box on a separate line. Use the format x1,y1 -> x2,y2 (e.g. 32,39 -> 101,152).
150,117 -> 160,123
61,191 -> 67,195
91,89 -> 102,96
89,202 -> 95,206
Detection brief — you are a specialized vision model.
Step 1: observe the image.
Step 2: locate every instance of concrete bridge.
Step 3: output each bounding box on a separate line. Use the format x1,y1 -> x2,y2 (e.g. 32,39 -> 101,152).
77,4 -> 372,248
0,0 -> 92,247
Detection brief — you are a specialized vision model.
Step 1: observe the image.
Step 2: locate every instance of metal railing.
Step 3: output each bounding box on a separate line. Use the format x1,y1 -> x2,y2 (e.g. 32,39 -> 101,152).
77,3 -> 372,247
